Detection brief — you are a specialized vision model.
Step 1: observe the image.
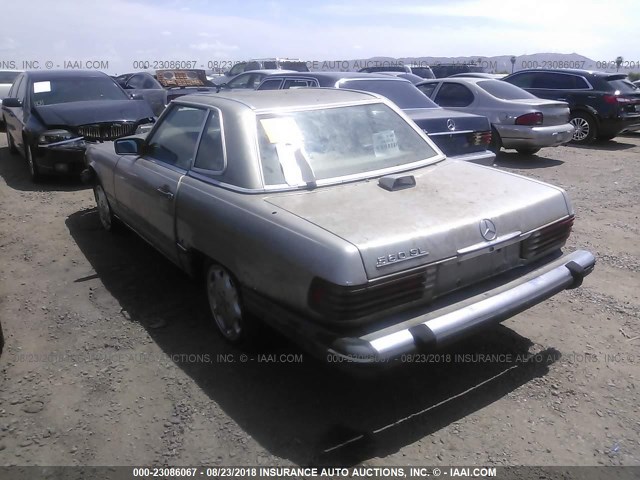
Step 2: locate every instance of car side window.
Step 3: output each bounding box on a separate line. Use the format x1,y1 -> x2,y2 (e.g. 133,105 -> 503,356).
145,105 -> 208,170
573,76 -> 590,89
532,73 -> 576,89
434,83 -> 474,107
417,83 -> 437,98
228,63 -> 246,77
194,110 -> 225,172
506,73 -> 534,89
282,79 -> 315,89
127,74 -> 146,89
228,73 -> 251,89
258,79 -> 283,90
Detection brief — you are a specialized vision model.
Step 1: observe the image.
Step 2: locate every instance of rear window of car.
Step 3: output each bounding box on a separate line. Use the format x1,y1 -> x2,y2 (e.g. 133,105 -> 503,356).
257,103 -> 438,187
0,71 -> 20,84
410,67 -> 435,79
30,76 -> 128,106
607,79 -> 638,94
476,80 -> 536,99
340,79 -> 439,109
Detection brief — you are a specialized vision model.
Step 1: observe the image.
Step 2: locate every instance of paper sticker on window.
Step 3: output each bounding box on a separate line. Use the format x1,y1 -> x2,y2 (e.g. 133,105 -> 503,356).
33,81 -> 51,94
260,117 -> 303,145
275,143 -> 316,187
372,130 -> 399,157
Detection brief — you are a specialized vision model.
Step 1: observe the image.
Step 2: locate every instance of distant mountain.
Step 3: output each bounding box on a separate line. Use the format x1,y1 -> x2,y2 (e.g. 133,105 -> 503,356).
310,53 -> 636,74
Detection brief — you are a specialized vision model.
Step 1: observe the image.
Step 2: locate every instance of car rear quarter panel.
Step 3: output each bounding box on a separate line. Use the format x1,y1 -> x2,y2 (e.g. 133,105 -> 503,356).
174,176 -> 368,315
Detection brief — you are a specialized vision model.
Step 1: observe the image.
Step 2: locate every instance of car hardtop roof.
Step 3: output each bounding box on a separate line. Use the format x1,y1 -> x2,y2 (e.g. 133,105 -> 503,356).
177,88 -> 383,111
416,77 -> 494,86
238,69 -> 297,75
507,68 -> 625,78
261,71 -> 412,83
248,58 -> 305,62
24,70 -> 112,81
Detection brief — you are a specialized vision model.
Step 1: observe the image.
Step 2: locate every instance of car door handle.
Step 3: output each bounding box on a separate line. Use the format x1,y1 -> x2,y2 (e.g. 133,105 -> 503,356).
156,187 -> 174,200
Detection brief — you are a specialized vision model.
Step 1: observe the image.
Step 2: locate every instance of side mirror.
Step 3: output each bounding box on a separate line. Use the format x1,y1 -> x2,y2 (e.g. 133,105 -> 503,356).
2,98 -> 22,108
130,93 -> 144,100
114,137 -> 145,155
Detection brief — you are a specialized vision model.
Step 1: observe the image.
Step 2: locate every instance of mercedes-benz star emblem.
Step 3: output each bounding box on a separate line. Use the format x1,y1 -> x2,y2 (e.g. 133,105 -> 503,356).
479,218 -> 497,241
446,119 -> 456,131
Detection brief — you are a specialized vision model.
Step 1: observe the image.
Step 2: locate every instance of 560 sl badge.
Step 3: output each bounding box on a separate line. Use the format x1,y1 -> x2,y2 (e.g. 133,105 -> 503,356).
376,247 -> 429,268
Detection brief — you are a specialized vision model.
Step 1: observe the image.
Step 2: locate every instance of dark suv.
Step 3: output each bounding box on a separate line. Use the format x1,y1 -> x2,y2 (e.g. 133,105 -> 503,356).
503,69 -> 640,143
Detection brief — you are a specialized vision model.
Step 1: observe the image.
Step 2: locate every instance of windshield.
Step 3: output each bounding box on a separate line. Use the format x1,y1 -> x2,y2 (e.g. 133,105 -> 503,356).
257,103 -> 438,187
31,76 -> 128,106
476,80 -> 537,100
0,71 -> 20,84
340,79 -> 439,109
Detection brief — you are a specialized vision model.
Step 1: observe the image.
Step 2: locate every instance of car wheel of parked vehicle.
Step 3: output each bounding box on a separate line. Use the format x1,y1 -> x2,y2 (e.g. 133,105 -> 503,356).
515,148 -> 541,155
489,127 -> 502,153
6,130 -> 18,154
206,264 -> 248,343
570,112 -> 597,143
25,143 -> 41,182
94,184 -> 117,232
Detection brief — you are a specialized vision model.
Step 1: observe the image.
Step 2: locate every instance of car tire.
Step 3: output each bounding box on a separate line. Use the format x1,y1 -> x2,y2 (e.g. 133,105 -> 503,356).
569,112 -> 597,144
25,142 -> 41,182
6,130 -> 18,154
489,127 -> 502,153
515,148 -> 541,155
94,183 -> 118,232
205,263 -> 254,344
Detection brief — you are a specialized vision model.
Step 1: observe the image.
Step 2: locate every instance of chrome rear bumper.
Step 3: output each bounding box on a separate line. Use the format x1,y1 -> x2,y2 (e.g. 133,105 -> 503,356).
327,250 -> 595,364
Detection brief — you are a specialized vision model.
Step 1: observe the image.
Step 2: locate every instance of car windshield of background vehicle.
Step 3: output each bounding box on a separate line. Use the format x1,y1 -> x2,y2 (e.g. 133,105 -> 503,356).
257,103 -> 438,187
0,71 -> 21,84
476,80 -> 537,100
342,79 -> 439,109
31,77 -> 129,106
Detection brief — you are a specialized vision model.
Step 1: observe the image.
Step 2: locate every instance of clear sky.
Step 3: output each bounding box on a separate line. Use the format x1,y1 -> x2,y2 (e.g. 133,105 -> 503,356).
0,0 -> 636,73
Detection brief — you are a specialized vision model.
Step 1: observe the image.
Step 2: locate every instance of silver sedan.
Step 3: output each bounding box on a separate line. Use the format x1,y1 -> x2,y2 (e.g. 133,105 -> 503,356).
417,78 -> 574,155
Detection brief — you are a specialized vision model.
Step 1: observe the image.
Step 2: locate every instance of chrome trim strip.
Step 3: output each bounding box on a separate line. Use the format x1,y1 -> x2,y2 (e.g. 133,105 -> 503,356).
427,130 -> 475,136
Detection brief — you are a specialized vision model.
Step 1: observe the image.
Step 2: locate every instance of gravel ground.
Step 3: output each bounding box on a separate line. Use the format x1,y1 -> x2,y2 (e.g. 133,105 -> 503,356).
0,131 -> 639,468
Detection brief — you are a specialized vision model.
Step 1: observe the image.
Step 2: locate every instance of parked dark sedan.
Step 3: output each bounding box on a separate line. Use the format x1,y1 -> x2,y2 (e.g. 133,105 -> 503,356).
114,72 -> 167,116
257,72 -> 494,165
503,69 -> 640,143
1,70 -> 155,181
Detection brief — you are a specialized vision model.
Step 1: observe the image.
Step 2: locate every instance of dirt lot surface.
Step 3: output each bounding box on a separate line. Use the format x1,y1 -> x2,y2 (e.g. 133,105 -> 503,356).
0,132 -> 639,468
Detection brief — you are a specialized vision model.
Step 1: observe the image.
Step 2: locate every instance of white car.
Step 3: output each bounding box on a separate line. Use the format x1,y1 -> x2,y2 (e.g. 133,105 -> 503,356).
417,77 -> 574,155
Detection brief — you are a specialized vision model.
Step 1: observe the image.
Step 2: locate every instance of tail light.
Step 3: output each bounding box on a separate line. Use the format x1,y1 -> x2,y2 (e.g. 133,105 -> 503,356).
515,112 -> 543,126
308,266 -> 437,321
469,130 -> 492,146
603,94 -> 634,104
521,216 -> 574,260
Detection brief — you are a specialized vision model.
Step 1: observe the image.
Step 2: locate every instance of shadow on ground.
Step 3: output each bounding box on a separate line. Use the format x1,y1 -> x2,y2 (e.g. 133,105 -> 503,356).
66,207 -> 561,466
494,150 -> 564,169
569,139 -> 637,151
0,145 -> 89,192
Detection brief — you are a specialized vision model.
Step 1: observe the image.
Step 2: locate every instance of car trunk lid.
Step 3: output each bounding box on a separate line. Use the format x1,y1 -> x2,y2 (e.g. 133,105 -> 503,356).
508,99 -> 570,126
404,108 -> 492,156
265,161 -> 571,281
